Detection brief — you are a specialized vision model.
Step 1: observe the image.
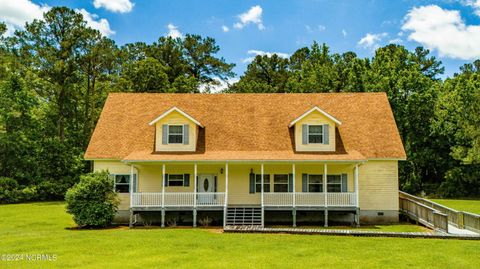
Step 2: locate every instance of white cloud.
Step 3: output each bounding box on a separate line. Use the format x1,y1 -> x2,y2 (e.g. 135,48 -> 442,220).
342,29 -> 347,37
167,23 -> 182,38
233,5 -> 265,30
463,0 -> 480,16
0,0 -> 49,35
200,77 -> 239,93
222,25 -> 229,32
358,32 -> 388,49
93,0 -> 134,13
242,49 -> 289,63
306,24 -> 326,33
388,38 -> 403,44
76,9 -> 115,36
402,5 -> 480,60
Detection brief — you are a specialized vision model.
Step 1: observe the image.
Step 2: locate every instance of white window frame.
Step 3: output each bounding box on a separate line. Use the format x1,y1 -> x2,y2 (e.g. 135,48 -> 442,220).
308,124 -> 323,144
255,174 -> 270,193
112,174 -> 131,193
307,174 -> 323,193
273,174 -> 289,193
168,174 -> 185,187
327,175 -> 342,193
167,124 -> 184,144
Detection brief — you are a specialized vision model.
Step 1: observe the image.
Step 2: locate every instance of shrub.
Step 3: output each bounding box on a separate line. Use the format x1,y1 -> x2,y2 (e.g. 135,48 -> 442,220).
0,177 -> 20,204
20,186 -> 37,201
65,171 -> 119,228
36,179 -> 71,201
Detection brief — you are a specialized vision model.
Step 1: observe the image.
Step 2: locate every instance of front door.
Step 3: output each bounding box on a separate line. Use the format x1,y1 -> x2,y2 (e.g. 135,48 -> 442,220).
198,175 -> 215,204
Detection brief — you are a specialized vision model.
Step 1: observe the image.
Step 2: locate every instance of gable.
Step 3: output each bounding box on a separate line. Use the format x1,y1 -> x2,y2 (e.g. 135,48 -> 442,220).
153,110 -> 199,152
293,109 -> 337,152
84,93 -> 406,161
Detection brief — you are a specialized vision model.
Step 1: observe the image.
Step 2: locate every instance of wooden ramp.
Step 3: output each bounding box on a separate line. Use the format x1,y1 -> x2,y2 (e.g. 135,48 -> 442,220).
224,226 -> 480,240
399,191 -> 480,235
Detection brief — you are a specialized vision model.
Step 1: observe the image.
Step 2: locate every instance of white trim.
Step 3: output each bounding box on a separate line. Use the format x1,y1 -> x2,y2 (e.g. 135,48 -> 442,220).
167,124 -> 184,144
307,124 -> 324,144
149,106 -> 204,127
289,106 -> 342,127
123,159 -> 366,164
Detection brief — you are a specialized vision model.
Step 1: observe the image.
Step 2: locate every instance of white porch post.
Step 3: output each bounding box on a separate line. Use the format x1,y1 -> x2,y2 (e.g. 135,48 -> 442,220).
354,163 -> 360,226
261,163 -> 264,227
292,163 -> 296,207
323,163 -> 328,227
292,163 -> 296,227
354,164 -> 359,206
193,163 -> 197,227
223,163 -> 229,228
129,164 -> 134,228
130,164 -> 134,208
161,163 -> 166,228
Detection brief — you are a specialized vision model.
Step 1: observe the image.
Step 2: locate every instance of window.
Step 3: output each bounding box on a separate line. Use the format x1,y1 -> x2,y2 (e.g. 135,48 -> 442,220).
168,125 -> 183,144
308,125 -> 323,144
327,175 -> 342,192
114,175 -> 130,193
274,174 -> 289,192
168,174 -> 185,186
255,174 -> 270,192
308,174 -> 323,192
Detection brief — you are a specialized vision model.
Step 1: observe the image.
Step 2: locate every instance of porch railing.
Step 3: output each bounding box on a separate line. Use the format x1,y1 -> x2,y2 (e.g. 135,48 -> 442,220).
131,192 -> 225,207
263,193 -> 356,207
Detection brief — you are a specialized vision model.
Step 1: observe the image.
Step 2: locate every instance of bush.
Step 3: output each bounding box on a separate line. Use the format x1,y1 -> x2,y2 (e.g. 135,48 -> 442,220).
20,186 -> 37,201
65,171 -> 119,228
36,179 -> 71,201
0,177 -> 21,204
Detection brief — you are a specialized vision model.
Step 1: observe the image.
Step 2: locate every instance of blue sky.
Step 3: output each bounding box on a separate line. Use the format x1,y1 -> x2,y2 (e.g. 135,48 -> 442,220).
2,0 -> 480,79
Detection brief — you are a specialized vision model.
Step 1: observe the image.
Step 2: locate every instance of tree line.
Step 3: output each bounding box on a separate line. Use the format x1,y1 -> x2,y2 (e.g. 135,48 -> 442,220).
0,7 -> 478,202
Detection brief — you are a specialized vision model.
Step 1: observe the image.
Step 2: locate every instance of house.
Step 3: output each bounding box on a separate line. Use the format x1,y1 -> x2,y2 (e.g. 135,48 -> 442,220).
84,93 -> 406,228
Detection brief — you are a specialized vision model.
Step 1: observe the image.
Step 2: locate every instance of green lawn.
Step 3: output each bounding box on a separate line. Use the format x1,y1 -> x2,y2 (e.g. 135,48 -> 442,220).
431,199 -> 480,214
1,203 -> 479,269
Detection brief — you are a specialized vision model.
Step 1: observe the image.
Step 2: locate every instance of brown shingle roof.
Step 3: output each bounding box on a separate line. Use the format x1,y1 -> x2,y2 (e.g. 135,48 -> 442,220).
84,93 -> 406,161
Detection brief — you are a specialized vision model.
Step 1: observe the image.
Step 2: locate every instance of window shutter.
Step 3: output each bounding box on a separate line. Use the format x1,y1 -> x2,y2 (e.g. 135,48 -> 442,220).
214,176 -> 217,192
249,172 -> 255,193
288,174 -> 294,192
323,124 -> 329,144
162,124 -> 168,144
183,124 -> 189,144
164,174 -> 169,187
196,176 -> 199,192
302,174 -> 308,192
184,174 -> 190,187
341,173 -> 348,192
132,174 -> 137,192
302,124 -> 308,144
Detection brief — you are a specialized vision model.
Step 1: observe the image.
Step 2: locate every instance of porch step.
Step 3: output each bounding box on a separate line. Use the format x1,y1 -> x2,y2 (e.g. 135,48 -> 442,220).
226,207 -> 262,226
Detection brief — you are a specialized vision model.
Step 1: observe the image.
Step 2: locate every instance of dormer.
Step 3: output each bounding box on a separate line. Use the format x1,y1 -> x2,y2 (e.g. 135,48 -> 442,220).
289,106 -> 341,152
149,107 -> 204,152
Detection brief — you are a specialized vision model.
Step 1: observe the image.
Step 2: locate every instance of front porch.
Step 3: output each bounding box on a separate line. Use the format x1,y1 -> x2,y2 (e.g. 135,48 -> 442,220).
123,162 -> 361,228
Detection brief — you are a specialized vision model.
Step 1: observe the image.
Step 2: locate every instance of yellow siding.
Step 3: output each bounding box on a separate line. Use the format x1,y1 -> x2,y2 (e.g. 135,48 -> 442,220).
294,110 -> 336,152
93,160 -> 132,210
358,160 -> 399,211
93,160 -> 398,211
154,110 -> 198,152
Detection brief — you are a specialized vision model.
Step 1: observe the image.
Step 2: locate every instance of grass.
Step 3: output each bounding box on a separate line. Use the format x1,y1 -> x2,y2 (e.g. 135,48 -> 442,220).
1,203 -> 479,269
431,199 -> 480,215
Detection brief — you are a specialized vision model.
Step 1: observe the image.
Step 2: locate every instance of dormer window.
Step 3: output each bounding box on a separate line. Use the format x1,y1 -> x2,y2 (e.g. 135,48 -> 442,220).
168,125 -> 184,144
308,125 -> 323,144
